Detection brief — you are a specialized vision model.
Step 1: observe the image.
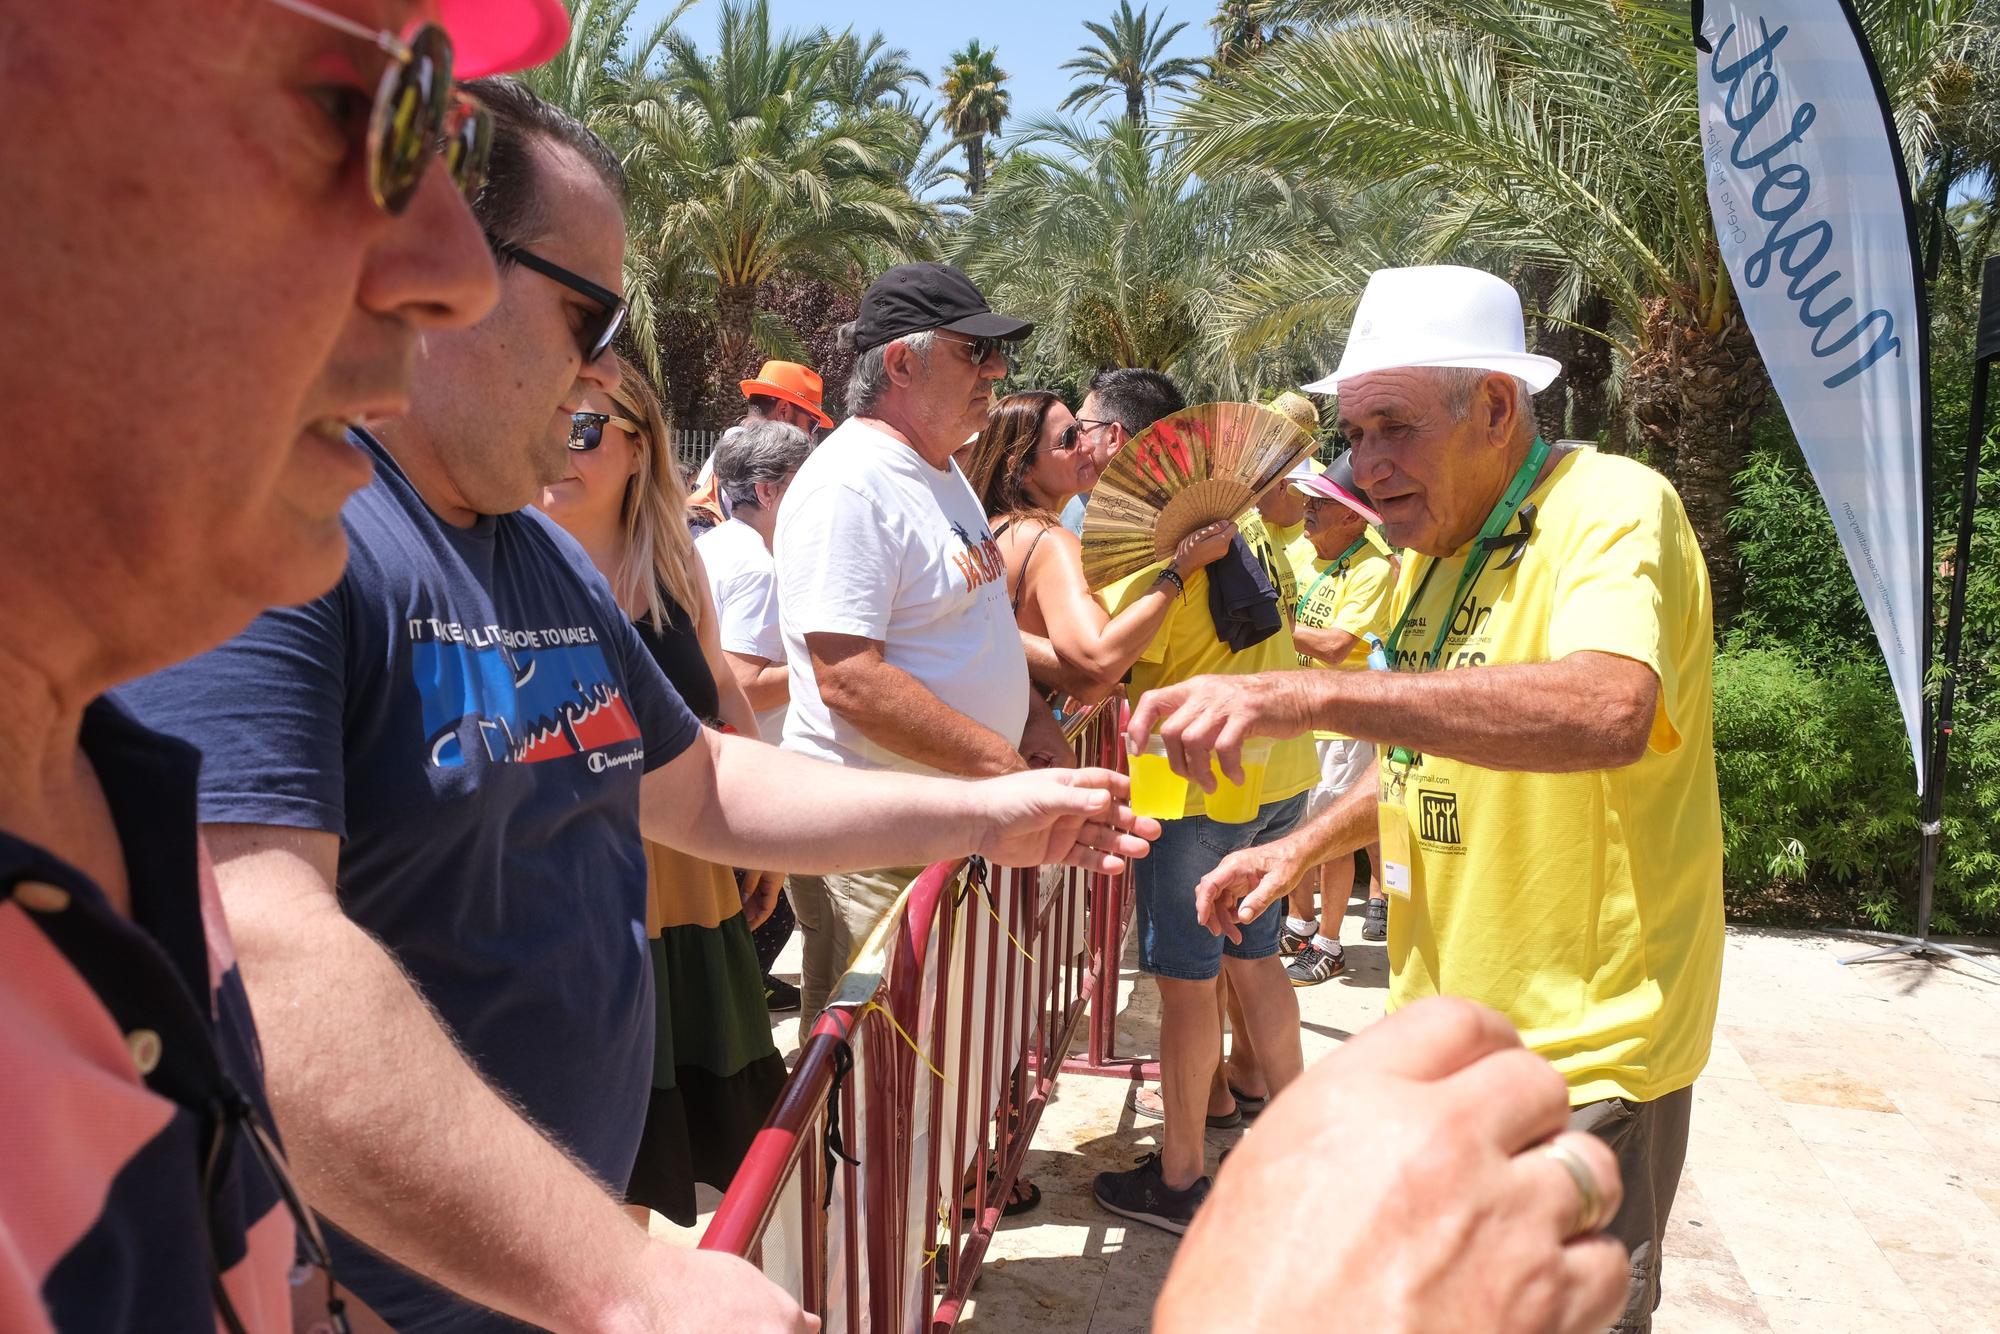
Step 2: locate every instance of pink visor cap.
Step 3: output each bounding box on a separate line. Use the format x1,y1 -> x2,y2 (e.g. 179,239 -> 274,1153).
437,0 -> 571,78
1285,460 -> 1382,525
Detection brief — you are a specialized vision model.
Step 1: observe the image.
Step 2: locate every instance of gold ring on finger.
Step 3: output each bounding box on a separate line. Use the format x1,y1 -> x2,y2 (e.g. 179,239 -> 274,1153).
1540,1139 -> 1609,1237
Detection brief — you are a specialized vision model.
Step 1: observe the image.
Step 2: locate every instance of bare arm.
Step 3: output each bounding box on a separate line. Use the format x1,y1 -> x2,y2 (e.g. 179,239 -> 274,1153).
806,631 -> 1025,778
639,728 -> 1156,875
1030,522 -> 1235,686
1131,651 -> 1659,786
722,650 -> 789,713
1193,770 -> 1379,941
1293,625 -> 1361,668
1020,631 -> 1116,707
204,824 -> 809,1334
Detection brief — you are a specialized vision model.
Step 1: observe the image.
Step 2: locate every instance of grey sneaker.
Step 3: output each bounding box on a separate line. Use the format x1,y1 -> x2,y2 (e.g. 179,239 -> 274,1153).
1094,1152 -> 1211,1235
1286,941 -> 1346,986
1362,897 -> 1388,942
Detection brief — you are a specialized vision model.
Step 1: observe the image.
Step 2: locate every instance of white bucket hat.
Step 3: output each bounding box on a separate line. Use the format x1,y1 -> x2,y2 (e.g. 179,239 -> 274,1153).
1302,265 -> 1563,395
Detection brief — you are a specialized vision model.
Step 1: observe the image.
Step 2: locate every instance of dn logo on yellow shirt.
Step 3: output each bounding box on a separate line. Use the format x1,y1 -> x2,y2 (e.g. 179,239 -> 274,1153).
1417,788 -> 1461,845
1393,595 -> 1498,671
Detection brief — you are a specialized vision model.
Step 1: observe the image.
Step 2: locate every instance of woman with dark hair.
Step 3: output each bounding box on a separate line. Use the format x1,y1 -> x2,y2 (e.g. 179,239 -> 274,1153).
536,356 -> 788,1228
967,390 -> 1234,696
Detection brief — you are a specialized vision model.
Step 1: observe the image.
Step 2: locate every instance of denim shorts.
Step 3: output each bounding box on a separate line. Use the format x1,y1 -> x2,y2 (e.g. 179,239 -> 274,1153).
1133,792 -> 1308,980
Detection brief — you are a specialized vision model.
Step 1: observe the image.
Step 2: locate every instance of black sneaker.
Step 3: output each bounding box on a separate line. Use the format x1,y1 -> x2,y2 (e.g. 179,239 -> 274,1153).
1362,898 -> 1387,942
764,974 -> 801,1012
1278,921 -> 1314,957
1285,941 -> 1346,986
1093,1152 -> 1210,1235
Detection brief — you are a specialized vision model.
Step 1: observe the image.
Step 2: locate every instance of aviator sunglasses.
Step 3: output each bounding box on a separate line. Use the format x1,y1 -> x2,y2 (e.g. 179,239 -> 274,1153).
570,411 -> 643,451
266,0 -> 493,214
936,330 -> 1019,375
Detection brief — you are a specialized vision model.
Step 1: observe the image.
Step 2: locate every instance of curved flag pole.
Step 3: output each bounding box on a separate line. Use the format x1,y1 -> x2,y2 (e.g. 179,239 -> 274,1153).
1693,1 -> 1997,977
1843,256 -> 2000,978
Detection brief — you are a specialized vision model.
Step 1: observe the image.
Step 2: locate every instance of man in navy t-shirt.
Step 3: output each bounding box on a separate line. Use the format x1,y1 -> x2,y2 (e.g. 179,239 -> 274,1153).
127,423 -> 697,1328
123,79 -> 1152,1334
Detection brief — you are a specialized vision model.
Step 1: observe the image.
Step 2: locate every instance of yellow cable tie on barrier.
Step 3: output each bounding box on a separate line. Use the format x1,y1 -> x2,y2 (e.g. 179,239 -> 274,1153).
857,999 -> 947,1083
967,862 -> 1036,966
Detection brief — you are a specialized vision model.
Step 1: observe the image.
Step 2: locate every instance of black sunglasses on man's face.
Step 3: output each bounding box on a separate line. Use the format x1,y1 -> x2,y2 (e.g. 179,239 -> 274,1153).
489,235 -> 629,364
934,330 -> 1019,375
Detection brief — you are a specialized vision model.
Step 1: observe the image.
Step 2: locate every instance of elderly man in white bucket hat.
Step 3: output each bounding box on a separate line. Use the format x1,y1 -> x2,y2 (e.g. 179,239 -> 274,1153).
1129,265 -> 1724,1332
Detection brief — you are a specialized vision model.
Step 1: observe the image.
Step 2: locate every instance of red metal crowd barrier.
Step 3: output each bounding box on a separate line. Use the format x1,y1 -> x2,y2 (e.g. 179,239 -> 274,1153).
700,698 -> 1138,1331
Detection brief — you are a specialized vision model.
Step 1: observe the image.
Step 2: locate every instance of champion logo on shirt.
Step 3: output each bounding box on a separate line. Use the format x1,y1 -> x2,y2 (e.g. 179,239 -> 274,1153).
408,617 -> 642,768
947,521 -> 1006,593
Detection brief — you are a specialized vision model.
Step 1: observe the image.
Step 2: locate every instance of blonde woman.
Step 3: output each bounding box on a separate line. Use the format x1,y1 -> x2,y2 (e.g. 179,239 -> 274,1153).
536,356 -> 787,1227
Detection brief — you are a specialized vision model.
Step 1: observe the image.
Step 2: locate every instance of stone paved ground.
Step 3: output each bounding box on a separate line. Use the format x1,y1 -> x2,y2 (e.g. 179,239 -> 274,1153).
956,918 -> 2000,1334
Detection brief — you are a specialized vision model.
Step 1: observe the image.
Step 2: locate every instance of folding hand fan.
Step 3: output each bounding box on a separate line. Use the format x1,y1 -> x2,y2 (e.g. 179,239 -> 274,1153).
1080,401 -> 1317,590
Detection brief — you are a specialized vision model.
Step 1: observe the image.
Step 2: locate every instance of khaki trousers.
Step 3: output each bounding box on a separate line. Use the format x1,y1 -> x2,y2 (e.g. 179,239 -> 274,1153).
790,865 -> 926,1019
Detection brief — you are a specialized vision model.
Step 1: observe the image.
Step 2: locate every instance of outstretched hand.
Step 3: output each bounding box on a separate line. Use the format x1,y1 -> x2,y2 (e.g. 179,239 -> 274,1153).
1126,672 -> 1310,791
972,767 -> 1161,872
1193,835 -> 1313,942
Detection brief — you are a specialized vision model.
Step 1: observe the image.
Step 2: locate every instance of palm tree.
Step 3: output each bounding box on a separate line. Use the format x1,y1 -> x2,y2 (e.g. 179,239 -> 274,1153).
1059,1 -> 1207,127
1208,0 -> 1294,72
951,117 -> 1322,394
619,0 -> 931,382
1175,0 -> 1974,621
940,41 -> 1011,195
820,29 -> 930,112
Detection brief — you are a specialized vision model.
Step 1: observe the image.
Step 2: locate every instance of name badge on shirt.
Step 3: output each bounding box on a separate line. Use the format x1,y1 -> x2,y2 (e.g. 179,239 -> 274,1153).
1378,769 -> 1413,900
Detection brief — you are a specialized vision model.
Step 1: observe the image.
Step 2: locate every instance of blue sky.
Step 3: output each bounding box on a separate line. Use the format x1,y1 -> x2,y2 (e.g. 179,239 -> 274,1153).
628,0 -> 1215,139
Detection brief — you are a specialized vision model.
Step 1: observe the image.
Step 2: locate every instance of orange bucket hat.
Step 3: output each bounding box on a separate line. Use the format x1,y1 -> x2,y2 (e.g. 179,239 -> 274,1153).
740,360 -> 834,429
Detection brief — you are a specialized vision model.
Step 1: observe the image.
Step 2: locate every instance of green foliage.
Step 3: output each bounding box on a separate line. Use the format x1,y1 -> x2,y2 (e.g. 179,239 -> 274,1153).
1713,644 -> 1923,925
940,40 -> 1010,195
1059,1 -> 1207,126
1728,424 -> 1878,662
529,0 -> 933,392
947,118 -> 1333,398
1715,259 -> 2000,933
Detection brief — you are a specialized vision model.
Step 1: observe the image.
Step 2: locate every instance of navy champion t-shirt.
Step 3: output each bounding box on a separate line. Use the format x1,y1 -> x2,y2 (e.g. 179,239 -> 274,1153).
120,430 -> 699,1332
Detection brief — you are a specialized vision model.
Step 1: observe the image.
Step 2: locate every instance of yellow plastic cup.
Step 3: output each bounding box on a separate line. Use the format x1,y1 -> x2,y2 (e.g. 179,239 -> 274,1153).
1128,734 -> 1191,820
1202,739 -> 1273,824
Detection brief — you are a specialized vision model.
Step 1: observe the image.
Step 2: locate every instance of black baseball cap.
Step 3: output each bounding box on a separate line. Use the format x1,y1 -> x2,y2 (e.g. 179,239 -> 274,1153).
851,262 -> 1034,354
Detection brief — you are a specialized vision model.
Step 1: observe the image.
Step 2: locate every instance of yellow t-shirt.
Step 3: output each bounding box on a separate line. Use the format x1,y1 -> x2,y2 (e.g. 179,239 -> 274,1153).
1104,511 -> 1318,818
1380,448 -> 1723,1106
1288,536 -> 1394,741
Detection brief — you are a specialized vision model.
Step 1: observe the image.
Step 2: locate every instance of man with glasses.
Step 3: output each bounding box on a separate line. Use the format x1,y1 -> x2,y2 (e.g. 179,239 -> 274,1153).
775,262 -> 1073,1024
121,84 -> 1150,1333
0,1 -> 542,1329
1059,367 -> 1181,537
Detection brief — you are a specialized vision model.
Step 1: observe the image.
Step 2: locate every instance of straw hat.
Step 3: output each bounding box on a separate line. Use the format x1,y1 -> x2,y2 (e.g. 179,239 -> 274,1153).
1303,266 -> 1563,395
1268,390 -> 1321,436
740,360 -> 834,429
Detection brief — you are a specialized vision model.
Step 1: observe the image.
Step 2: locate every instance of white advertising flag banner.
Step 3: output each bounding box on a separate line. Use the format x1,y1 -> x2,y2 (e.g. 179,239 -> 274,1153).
1696,0 -> 1930,790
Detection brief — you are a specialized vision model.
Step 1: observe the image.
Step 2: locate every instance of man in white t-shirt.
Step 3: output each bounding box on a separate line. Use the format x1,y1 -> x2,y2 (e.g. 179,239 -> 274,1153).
776,262 -> 1069,1017
697,420 -> 817,743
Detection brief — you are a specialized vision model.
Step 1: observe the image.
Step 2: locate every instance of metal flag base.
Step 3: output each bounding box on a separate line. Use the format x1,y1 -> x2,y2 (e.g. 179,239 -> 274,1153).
1839,930 -> 2000,979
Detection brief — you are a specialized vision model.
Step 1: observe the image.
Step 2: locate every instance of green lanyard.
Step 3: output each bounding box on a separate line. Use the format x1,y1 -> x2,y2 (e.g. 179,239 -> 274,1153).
1295,536 -> 1368,623
1381,437 -> 1550,771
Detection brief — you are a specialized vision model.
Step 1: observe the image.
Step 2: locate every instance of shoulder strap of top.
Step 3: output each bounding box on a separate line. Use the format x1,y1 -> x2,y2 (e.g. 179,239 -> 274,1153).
1008,522 -> 1053,615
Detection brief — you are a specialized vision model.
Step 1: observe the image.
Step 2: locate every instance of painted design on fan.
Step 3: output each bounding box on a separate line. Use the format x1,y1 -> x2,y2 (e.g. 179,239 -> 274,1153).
1133,416 -> 1208,486
948,520 -> 1006,593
